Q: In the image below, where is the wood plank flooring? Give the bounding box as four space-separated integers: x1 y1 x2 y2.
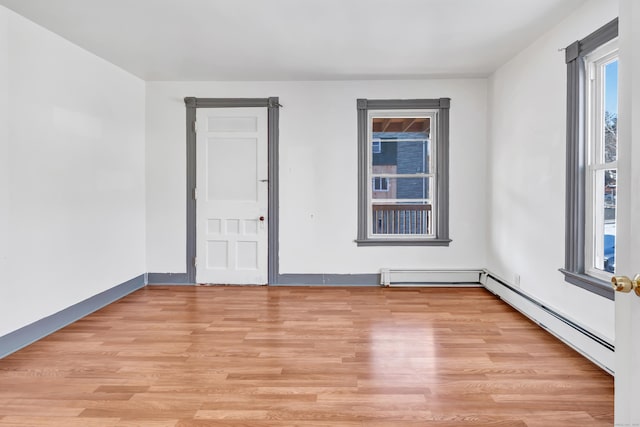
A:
0 286 613 426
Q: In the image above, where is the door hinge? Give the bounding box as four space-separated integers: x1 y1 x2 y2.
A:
193 257 198 267
192 121 197 133
193 188 198 200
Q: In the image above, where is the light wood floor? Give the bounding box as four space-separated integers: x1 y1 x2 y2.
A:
0 286 613 426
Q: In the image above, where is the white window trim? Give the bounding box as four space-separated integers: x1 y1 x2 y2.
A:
584 42 618 281
367 110 437 239
372 177 389 192
372 140 382 154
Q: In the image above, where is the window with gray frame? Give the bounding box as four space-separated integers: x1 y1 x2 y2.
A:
356 98 451 246
560 18 618 300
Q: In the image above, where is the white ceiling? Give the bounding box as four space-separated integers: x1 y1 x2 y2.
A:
0 0 585 81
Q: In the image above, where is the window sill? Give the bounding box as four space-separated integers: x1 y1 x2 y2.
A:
355 238 452 247
559 269 614 300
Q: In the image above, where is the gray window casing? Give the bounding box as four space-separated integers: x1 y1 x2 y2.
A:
560 18 618 300
356 98 451 246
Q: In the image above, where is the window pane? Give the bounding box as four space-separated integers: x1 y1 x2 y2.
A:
372 202 432 235
372 140 381 154
372 117 431 174
371 177 431 200
372 177 389 192
602 169 616 273
604 60 618 162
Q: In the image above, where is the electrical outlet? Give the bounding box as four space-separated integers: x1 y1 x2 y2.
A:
514 274 521 287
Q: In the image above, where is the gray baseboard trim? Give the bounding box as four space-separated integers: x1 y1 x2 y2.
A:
0 274 145 359
0 268 614 375
274 274 380 286
145 272 378 286
147 272 192 285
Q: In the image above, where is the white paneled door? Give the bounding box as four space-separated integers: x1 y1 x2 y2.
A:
615 4 640 423
196 107 268 284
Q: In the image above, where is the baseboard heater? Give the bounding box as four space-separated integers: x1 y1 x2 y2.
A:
380 269 483 287
381 268 614 374
481 270 614 374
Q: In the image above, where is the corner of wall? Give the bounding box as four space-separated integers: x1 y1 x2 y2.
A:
484 0 617 341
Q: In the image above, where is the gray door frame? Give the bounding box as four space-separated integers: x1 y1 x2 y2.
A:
184 97 280 284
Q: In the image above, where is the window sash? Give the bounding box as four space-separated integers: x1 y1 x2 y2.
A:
371 173 436 178
584 43 618 281
367 110 437 239
372 140 382 154
356 98 450 247
585 167 617 279
372 177 389 191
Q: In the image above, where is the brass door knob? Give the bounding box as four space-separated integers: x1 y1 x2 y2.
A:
611 274 640 296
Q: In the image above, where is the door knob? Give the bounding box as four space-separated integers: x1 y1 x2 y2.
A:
259 216 265 221
611 274 640 296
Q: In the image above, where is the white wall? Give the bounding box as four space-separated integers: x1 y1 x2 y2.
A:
0 6 146 337
146 80 488 275
487 0 618 341
0 10 9 320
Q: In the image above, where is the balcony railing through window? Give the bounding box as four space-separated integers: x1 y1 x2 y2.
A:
372 204 432 235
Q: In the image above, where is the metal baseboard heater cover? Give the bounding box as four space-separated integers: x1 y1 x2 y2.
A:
380 269 483 287
480 270 614 374
380 268 613 374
